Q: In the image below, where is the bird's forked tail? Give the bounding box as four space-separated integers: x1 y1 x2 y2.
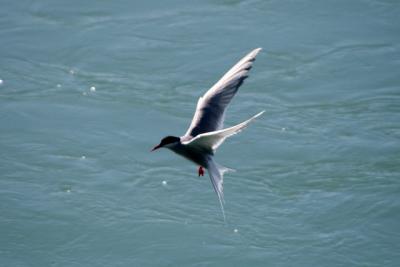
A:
206 158 235 222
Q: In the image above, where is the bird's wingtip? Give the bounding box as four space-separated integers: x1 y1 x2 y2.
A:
255 110 266 117
246 48 262 59
253 47 262 54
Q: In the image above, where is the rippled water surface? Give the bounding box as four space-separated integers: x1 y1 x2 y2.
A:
1 0 399 266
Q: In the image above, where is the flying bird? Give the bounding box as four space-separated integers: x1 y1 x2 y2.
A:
152 48 264 220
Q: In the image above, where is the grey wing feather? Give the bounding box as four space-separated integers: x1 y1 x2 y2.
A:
184 48 262 138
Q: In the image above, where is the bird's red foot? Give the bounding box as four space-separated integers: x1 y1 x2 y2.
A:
198 166 204 177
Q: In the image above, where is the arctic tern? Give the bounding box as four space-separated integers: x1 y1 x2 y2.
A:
152 48 264 220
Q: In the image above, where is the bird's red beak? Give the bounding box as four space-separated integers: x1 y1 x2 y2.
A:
151 144 162 152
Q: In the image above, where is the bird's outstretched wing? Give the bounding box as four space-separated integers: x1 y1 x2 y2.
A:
182 111 264 154
184 48 262 138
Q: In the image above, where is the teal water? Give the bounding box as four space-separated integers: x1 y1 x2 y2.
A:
1 0 400 266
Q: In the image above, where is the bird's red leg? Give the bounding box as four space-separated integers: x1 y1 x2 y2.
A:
198 166 204 177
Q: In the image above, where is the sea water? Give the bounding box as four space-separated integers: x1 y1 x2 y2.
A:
1 0 399 266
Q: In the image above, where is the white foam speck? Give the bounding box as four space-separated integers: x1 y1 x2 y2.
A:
90 86 96 92
69 69 75 75
281 127 286 131
62 185 72 193
81 156 86 160
57 84 61 88
0 79 3 85
82 92 87 96
233 228 238 233
162 180 167 186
